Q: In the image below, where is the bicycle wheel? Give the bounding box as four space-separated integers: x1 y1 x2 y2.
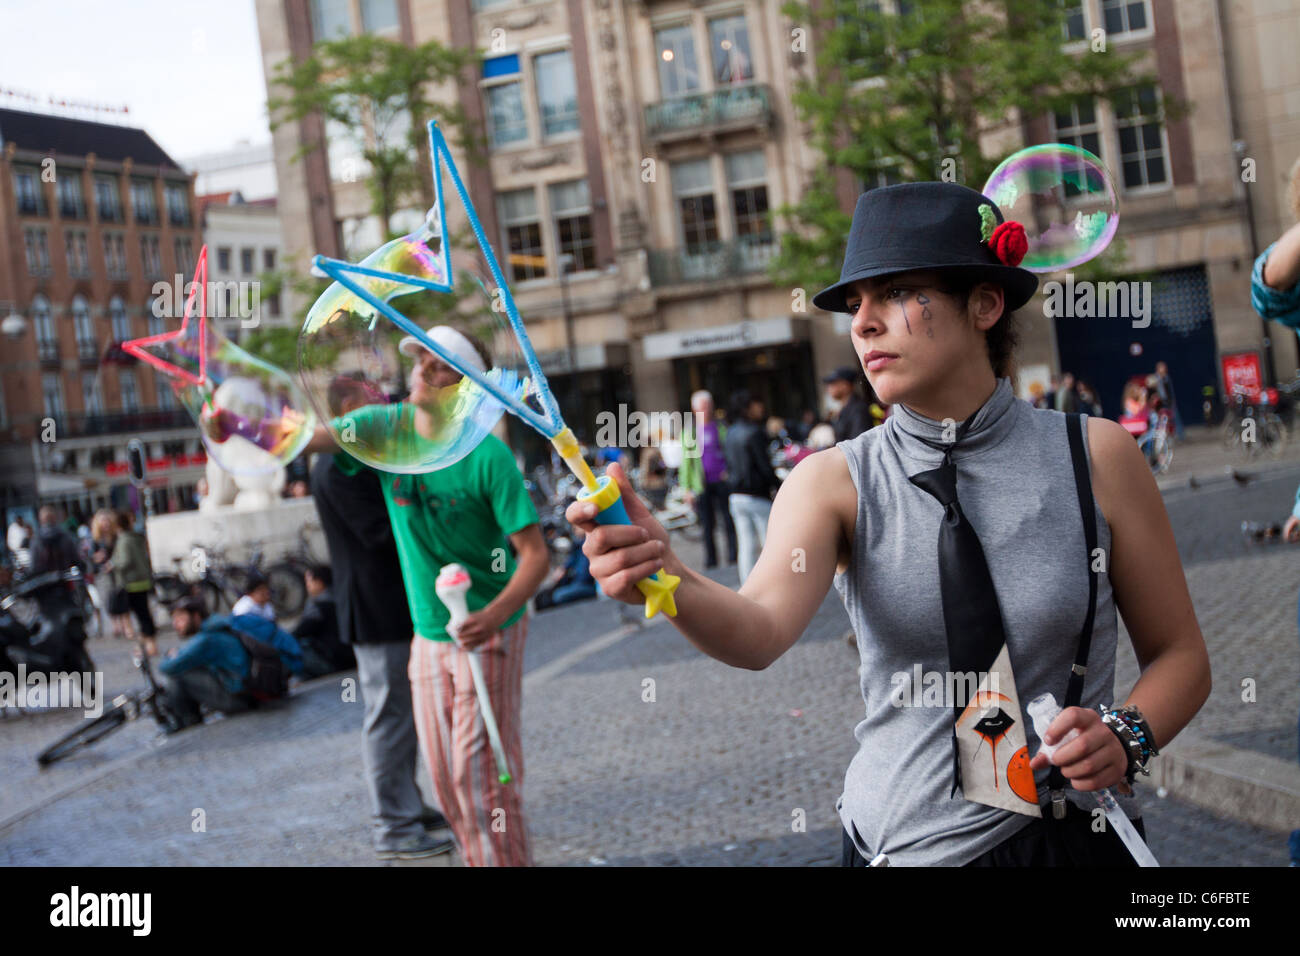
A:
198 579 226 617
1152 432 1173 475
1222 418 1241 450
266 563 307 618
1263 418 1288 460
153 573 189 606
36 702 130 766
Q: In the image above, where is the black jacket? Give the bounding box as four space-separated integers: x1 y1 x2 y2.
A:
833 394 874 444
310 454 413 645
724 418 781 498
293 591 355 671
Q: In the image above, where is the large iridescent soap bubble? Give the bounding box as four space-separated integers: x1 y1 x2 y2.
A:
123 249 317 475
297 209 533 474
981 144 1118 273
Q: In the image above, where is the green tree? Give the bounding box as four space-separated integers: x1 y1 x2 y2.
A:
268 34 479 240
775 0 1173 291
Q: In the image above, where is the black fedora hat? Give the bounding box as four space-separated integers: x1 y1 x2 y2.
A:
812 182 1039 315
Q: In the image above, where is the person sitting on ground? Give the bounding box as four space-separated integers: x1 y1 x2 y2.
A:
534 530 598 611
232 572 276 621
158 596 304 729
293 564 356 678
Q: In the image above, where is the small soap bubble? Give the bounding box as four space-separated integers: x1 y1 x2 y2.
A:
981 144 1119 273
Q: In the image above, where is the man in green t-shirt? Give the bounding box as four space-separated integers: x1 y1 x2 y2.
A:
308 325 548 866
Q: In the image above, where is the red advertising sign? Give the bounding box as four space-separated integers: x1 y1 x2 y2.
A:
1221 351 1263 402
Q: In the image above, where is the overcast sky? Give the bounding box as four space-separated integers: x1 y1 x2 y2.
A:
0 0 270 162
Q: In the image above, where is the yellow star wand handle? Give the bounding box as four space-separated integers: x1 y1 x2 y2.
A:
551 429 679 619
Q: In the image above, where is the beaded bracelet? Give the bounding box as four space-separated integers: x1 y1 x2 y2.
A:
1100 705 1159 782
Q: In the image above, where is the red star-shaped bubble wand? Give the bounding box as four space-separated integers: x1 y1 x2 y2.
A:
122 245 208 387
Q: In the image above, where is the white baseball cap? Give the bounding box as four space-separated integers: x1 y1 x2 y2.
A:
398 325 487 374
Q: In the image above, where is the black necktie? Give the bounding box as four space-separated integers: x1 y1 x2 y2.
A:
908 411 1008 797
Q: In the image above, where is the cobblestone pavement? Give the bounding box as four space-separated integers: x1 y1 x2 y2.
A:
1 458 1296 866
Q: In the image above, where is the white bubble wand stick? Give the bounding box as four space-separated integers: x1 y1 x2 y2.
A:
435 563 511 785
1026 693 1158 867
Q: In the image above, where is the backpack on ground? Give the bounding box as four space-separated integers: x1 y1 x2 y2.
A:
233 629 288 702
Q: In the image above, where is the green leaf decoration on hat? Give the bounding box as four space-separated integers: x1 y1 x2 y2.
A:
978 203 997 243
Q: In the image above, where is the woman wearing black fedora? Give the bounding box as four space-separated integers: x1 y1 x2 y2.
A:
568 181 1210 866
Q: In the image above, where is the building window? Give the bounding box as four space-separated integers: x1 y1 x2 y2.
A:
217 247 232 272
268 292 282 318
165 184 191 226
726 150 771 245
42 373 65 419
65 230 92 276
24 228 51 275
311 0 352 38
82 373 103 417
174 238 194 276
58 174 86 219
1060 0 1087 41
709 14 753 85
472 0 512 8
131 180 157 224
72 296 95 359
498 188 546 282
1113 85 1167 190
1052 99 1104 197
483 55 528 149
326 116 369 183
33 296 56 362
95 176 122 222
263 248 276 271
549 179 596 273
1102 0 1149 35
672 158 719 254
120 370 138 413
655 24 701 98
158 384 175 410
535 50 579 138
103 233 128 278
140 235 163 276
110 296 130 342
147 298 165 337
13 166 45 216
360 0 398 33
240 248 254 274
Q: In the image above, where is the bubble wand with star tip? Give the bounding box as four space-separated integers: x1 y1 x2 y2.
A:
308 120 679 618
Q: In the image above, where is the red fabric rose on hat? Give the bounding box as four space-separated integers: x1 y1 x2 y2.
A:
988 220 1028 267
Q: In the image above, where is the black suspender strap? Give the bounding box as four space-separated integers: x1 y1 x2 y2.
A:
1049 413 1100 817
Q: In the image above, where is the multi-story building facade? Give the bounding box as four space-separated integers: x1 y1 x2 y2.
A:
256 0 1300 456
0 108 207 522
200 192 286 341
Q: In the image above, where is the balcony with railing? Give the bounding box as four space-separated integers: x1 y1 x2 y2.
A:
648 237 778 287
54 408 194 438
644 84 773 144
37 339 60 364
76 337 99 363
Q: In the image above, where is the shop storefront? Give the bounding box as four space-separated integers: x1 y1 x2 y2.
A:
643 317 818 425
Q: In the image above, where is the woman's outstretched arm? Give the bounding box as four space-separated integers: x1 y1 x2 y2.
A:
566 450 856 670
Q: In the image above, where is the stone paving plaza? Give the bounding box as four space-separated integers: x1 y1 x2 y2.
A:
1 431 1297 866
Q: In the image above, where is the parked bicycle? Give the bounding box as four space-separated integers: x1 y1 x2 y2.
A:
1221 387 1288 460
36 645 180 765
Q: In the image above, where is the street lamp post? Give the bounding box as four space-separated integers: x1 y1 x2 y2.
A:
558 253 579 417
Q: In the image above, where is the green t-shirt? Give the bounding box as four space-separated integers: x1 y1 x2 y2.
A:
332 409 538 640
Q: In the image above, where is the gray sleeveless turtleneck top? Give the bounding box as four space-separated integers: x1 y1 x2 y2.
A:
832 377 1137 866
